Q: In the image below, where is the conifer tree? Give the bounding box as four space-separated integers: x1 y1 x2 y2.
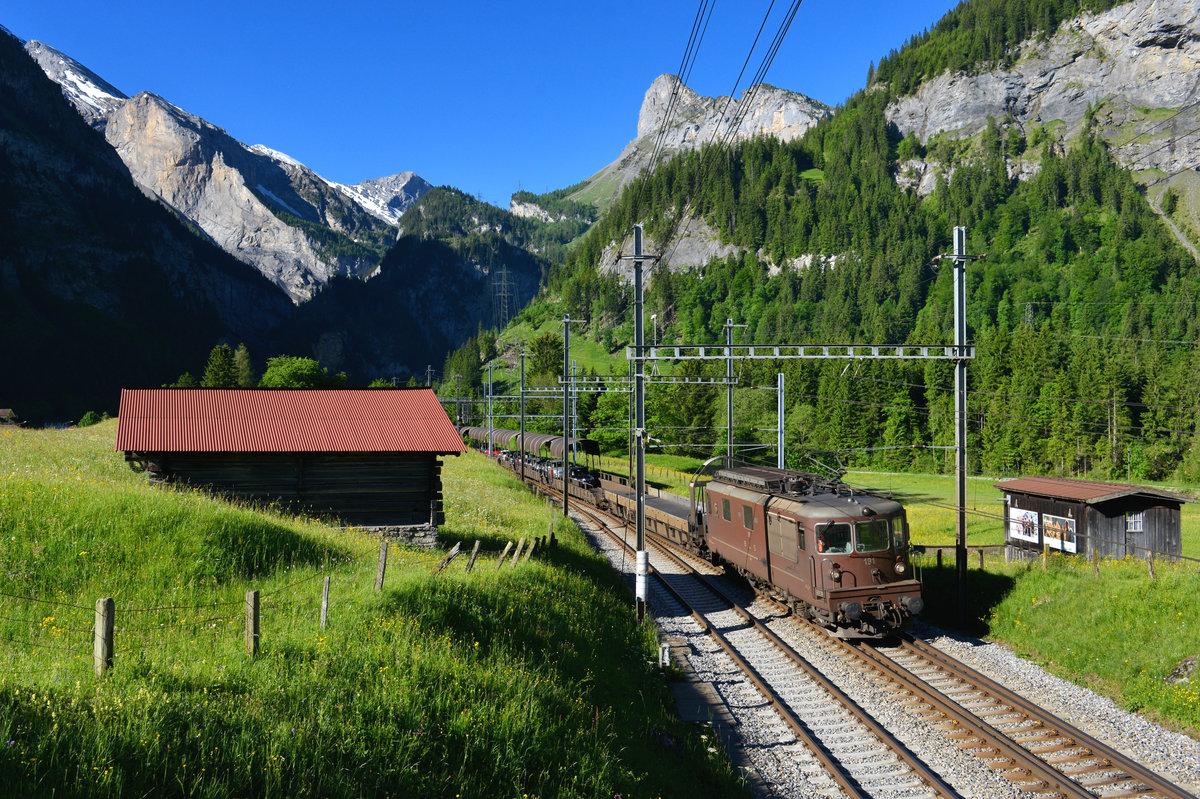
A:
201 344 236 388
233 343 256 387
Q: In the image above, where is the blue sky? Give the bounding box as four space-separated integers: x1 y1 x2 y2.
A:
6 1 959 208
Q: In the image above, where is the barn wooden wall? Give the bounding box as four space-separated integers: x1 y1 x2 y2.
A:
147 452 444 527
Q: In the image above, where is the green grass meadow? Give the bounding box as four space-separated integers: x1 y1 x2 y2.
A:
0 422 745 798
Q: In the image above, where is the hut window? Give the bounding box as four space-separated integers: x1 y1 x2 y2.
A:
743 505 754 530
1126 511 1144 532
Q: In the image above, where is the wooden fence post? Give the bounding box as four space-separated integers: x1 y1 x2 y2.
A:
511 538 526 566
245 590 260 657
432 542 463 576
375 540 389 592
465 540 481 573
523 538 537 562
1092 548 1100 578
320 576 330 630
94 597 114 677
936 549 943 568
495 541 514 570
1148 552 1157 581
978 549 984 570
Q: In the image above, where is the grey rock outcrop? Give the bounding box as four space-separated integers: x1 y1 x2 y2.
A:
573 74 831 211
509 199 560 223
886 0 1200 174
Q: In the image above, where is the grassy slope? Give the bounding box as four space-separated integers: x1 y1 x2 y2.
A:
0 421 744 798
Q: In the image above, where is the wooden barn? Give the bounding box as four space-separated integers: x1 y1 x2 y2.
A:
996 476 1190 562
115 388 466 529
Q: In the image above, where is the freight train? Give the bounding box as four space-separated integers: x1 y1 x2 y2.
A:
457 427 923 638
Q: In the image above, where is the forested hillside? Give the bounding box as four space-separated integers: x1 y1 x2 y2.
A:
400 187 592 265
455 68 1200 483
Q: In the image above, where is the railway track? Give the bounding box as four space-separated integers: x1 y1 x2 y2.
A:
569 499 960 799
851 635 1195 799
523 472 1196 799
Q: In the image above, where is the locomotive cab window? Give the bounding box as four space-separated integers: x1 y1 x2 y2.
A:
743 505 754 530
891 516 908 550
721 498 731 522
816 522 852 554
855 519 889 553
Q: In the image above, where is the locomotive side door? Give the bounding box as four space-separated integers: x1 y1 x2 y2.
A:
766 510 802 597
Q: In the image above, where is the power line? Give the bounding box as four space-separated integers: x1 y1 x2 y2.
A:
658 0 806 268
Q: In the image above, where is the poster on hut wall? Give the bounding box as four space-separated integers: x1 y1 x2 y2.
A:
1043 514 1077 553
1008 508 1040 544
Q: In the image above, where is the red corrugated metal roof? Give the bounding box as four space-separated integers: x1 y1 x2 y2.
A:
994 476 1189 505
115 388 466 454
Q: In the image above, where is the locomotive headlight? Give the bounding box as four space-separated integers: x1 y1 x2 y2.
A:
894 560 907 575
829 569 842 582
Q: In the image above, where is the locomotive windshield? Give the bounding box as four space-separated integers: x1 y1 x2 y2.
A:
816 522 852 553
855 519 890 553
817 519 897 554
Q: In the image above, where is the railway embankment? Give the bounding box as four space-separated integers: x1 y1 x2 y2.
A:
0 424 746 798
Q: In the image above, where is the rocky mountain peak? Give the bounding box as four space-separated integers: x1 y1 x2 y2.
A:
572 74 831 211
638 73 830 145
332 171 432 225
24 40 126 128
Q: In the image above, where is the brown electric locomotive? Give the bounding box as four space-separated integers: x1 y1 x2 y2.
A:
692 465 923 638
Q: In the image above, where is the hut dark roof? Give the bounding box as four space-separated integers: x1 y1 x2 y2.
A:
115 388 466 455
994 476 1190 506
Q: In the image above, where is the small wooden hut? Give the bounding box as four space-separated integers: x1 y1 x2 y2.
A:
996 476 1189 561
115 388 465 530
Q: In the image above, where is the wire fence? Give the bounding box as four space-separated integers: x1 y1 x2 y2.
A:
0 533 548 676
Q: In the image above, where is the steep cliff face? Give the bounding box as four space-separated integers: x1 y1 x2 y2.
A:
101 94 393 302
886 0 1200 174
571 74 831 211
26 40 427 303
636 74 831 145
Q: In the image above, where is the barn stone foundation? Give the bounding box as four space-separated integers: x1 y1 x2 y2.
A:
360 524 439 550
